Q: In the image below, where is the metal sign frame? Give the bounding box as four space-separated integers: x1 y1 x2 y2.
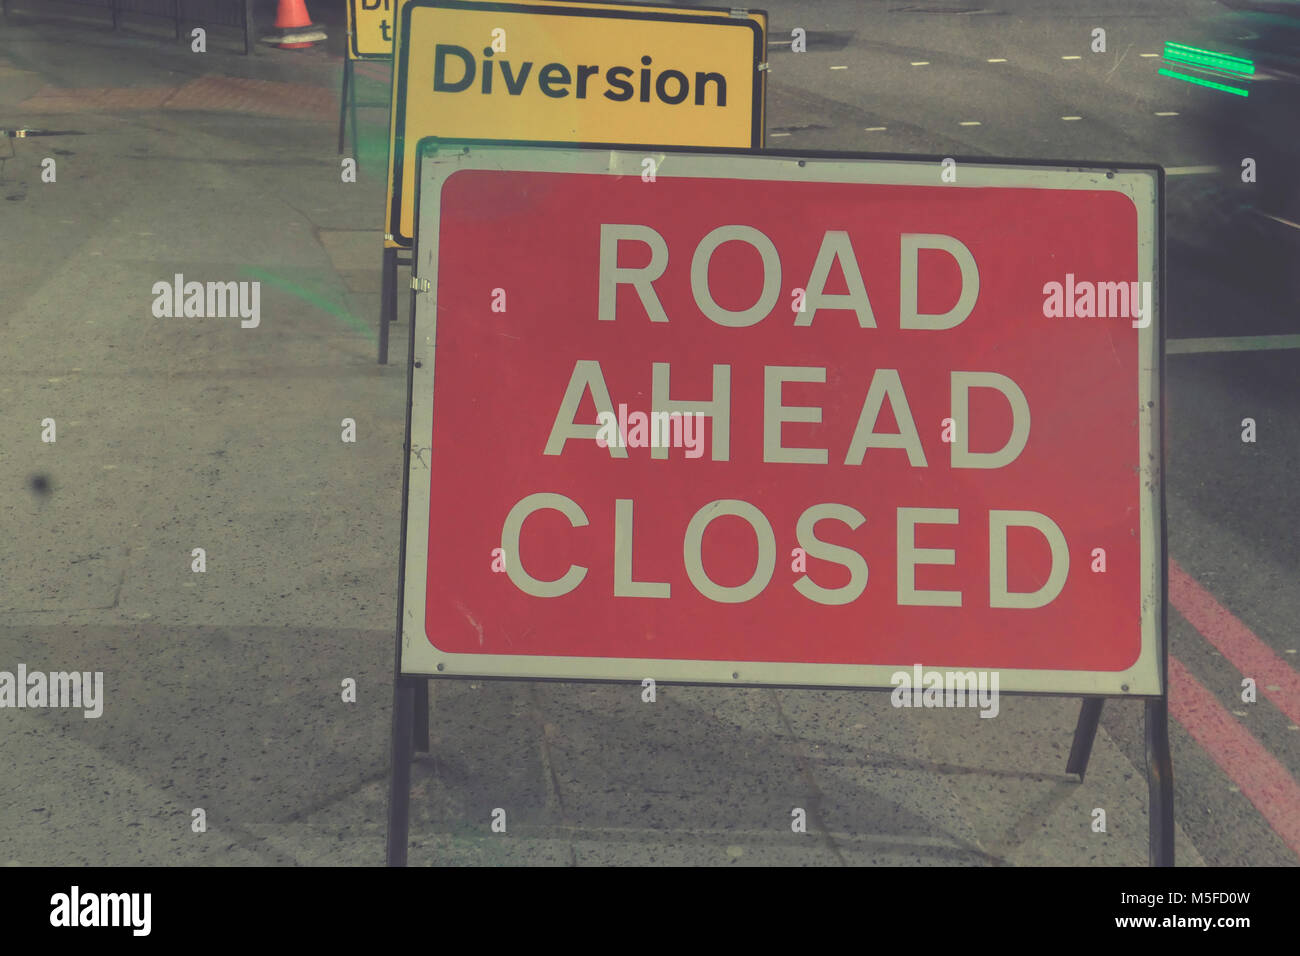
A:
386 140 1172 867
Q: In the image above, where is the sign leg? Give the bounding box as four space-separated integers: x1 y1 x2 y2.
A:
379 246 396 364
394 255 408 321
349 62 360 164
338 59 350 155
385 677 415 867
1065 697 1104 780
413 679 430 753
1145 696 1175 866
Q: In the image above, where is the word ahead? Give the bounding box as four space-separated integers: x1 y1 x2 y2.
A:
399 145 1163 696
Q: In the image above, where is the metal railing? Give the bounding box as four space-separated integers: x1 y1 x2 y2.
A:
1 0 257 55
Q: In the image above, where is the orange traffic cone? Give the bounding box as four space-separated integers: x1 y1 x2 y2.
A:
265 0 327 50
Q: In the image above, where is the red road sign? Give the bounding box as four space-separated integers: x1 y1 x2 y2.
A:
399 144 1163 695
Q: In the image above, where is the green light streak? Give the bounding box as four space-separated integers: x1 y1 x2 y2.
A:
1157 68 1250 97
1163 42 1254 75
240 266 376 342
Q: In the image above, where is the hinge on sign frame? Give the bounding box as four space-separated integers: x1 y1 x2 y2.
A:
411 277 430 292
729 7 749 16
758 62 770 72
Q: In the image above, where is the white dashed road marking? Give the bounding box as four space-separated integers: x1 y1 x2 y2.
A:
1168 335 1300 354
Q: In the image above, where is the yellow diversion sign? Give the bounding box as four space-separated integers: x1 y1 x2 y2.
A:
384 0 767 247
349 0 409 59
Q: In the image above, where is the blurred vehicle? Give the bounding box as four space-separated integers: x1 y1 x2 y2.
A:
1164 1 1300 299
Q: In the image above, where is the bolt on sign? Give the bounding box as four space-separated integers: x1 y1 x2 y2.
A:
398 142 1164 696
348 0 410 59
383 0 767 247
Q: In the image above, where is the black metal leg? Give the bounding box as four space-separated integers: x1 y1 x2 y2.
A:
243 0 253 55
379 246 396 364
1145 696 1175 866
413 679 430 753
385 677 415 867
349 62 360 164
1066 698 1104 780
338 59 350 155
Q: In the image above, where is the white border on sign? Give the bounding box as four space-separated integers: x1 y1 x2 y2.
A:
401 144 1163 697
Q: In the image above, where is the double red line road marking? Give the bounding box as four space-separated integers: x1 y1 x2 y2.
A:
1168 559 1300 857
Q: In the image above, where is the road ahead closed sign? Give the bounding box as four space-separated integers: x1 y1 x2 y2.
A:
384 0 766 246
399 144 1164 696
